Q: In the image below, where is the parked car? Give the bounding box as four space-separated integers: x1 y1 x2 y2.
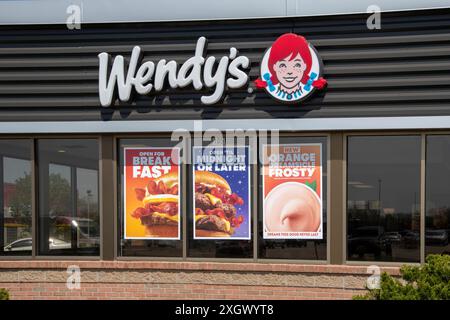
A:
382 232 402 243
55 216 100 246
403 231 420 248
426 229 449 246
3 237 71 252
3 238 32 252
348 226 387 258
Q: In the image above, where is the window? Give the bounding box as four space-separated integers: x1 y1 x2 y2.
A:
188 142 254 259
38 139 99 256
119 134 329 260
119 138 183 257
258 136 328 260
425 136 450 256
0 140 32 256
347 136 421 262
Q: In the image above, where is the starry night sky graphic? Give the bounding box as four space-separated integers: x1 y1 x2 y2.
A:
194 146 250 239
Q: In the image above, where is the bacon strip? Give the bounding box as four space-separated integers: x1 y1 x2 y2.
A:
132 180 179 220
145 202 178 216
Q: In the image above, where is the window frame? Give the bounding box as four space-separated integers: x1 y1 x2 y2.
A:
0 135 102 261
36 138 101 257
3 130 448 265
116 136 185 259
112 132 331 264
343 131 427 266
423 133 450 257
0 138 33 258
256 133 331 263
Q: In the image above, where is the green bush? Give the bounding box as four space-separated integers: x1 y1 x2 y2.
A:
354 254 450 300
0 288 9 300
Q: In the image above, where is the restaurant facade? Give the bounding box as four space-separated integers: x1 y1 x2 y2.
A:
0 3 450 299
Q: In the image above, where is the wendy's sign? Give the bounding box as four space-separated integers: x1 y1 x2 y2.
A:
97 33 326 107
255 33 327 103
98 37 250 106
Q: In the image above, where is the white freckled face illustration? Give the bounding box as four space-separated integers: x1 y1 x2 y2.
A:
273 53 307 90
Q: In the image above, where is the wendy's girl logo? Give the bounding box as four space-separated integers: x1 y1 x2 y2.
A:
255 33 327 103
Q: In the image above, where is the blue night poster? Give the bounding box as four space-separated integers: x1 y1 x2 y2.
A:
193 146 251 240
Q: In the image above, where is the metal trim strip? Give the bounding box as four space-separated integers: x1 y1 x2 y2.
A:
1 116 450 134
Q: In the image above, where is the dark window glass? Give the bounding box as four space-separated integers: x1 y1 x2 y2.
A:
258 137 327 260
119 138 182 257
0 140 32 256
347 136 421 262
188 138 254 259
38 139 99 256
425 136 450 256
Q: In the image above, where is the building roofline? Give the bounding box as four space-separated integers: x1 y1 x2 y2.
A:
0 0 449 26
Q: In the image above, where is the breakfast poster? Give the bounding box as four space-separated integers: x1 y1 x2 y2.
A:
124 147 180 240
263 144 323 239
193 146 251 240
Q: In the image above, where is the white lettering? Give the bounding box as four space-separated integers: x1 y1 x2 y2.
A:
202 55 229 104
134 61 155 95
227 51 250 89
98 37 250 106
154 59 178 90
177 37 206 89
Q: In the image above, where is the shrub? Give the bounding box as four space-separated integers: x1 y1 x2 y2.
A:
354 254 450 300
0 288 9 300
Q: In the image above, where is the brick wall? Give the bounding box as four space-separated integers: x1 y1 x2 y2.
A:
0 261 400 300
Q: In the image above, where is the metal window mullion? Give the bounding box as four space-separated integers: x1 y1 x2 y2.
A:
252 137 258 262
31 138 37 258
420 134 426 264
182 161 187 260
182 136 192 260
113 136 118 260
342 134 348 263
330 132 345 265
71 166 78 251
101 135 116 261
326 134 331 264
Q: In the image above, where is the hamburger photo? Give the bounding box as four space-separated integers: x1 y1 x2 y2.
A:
194 171 245 238
131 171 179 238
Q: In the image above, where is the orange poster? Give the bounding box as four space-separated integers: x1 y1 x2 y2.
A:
124 147 180 240
263 144 323 239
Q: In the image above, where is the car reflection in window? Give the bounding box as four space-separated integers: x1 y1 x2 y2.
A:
3 237 72 252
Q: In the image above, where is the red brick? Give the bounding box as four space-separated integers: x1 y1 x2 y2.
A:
1 264 372 300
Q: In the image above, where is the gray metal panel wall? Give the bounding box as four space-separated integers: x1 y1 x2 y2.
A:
0 8 450 122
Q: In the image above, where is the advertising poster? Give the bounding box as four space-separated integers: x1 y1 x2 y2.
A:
193 146 251 240
124 147 180 240
263 144 323 239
